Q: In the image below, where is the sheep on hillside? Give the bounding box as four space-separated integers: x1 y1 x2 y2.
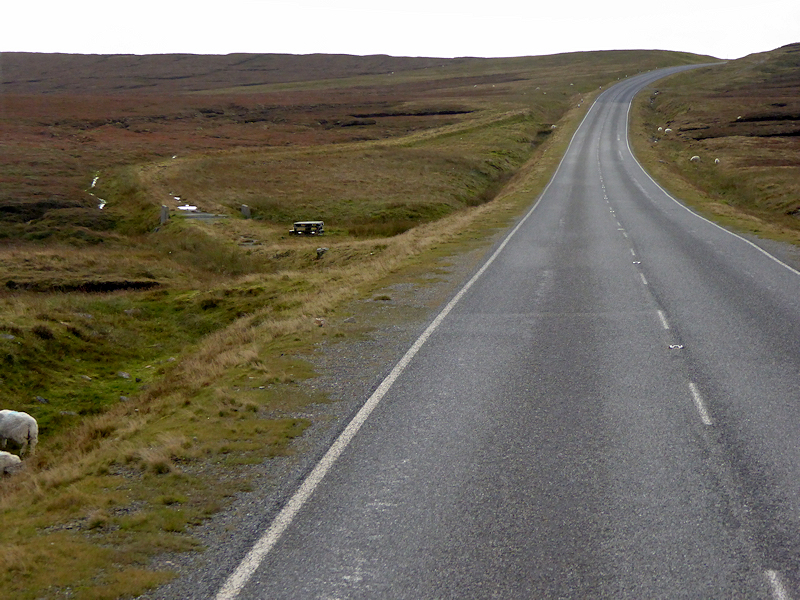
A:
690 156 701 162
0 410 38 456
0 450 22 474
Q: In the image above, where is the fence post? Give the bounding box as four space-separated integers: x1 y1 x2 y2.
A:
241 204 251 218
160 205 169 224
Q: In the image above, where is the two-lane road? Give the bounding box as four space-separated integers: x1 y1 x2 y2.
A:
212 66 800 599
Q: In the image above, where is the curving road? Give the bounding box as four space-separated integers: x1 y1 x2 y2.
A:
213 67 800 599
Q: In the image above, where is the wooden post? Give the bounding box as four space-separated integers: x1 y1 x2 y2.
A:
160 205 169 224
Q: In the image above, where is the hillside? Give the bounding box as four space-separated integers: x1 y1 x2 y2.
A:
1 53 482 93
632 42 800 239
0 49 708 248
1 50 707 94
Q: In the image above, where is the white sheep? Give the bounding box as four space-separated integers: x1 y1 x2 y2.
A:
0 410 38 456
664 128 673 134
690 156 701 162
0 450 22 474
715 158 721 165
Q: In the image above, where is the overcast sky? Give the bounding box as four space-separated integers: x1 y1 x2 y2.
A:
4 0 798 60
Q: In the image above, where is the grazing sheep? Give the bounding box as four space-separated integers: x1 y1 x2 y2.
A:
690 156 701 162
715 158 721 165
664 128 673 134
0 450 22 474
0 410 38 456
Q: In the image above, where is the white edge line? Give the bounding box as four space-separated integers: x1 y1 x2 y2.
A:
213 93 604 600
766 569 791 600
689 382 713 426
623 98 800 278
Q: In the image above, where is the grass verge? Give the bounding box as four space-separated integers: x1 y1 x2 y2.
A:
629 45 800 247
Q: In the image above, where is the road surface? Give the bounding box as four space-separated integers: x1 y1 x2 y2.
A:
211 66 800 599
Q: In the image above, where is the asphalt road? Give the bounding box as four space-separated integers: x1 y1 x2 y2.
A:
213 67 800 599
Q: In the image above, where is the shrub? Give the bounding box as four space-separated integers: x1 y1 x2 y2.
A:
31 325 55 340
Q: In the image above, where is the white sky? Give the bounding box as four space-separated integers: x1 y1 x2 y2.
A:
4 0 798 60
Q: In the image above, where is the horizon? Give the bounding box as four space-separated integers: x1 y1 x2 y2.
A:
4 0 799 61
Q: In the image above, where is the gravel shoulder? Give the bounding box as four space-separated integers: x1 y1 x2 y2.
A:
137 233 504 600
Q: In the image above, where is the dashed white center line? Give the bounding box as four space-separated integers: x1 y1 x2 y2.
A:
639 273 648 285
657 310 670 330
689 382 713 426
766 569 791 600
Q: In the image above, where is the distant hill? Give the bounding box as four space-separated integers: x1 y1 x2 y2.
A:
0 50 716 95
0 52 490 94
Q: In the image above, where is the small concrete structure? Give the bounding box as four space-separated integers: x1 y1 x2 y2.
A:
290 221 324 235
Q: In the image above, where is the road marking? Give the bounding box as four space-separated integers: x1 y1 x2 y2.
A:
630 248 636 256
639 273 648 285
766 569 791 600
689 382 713 426
215 240 507 598
211 103 605 597
657 310 670 330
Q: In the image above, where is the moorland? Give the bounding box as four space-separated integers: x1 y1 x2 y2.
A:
632 42 800 243
1 45 798 598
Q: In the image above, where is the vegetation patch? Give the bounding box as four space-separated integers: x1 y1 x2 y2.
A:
630 43 800 244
